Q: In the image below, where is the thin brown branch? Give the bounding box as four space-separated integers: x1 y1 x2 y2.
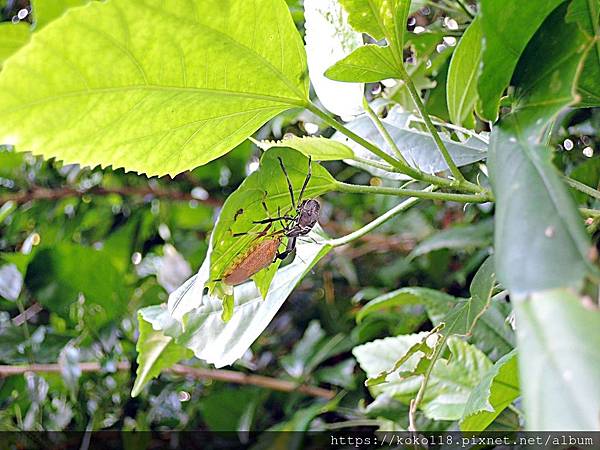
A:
12 301 43 326
170 365 335 399
1 186 222 207
0 362 336 400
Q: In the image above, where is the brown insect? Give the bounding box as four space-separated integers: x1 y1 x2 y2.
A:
222 236 282 285
220 156 319 286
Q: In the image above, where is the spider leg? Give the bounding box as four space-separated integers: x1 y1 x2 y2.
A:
298 156 312 205
233 222 273 237
278 156 296 208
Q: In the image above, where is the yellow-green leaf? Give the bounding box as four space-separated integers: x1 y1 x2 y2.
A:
0 0 308 177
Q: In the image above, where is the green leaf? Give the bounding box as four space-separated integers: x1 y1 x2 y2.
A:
460 350 519 431
353 332 435 397
576 50 600 107
477 0 567 121
409 220 493 258
339 0 410 53
511 3 591 138
131 312 192 397
366 324 443 386
488 117 594 295
515 289 600 430
199 387 262 431
355 287 437 323
25 244 128 329
355 336 493 420
421 338 493 421
315 359 357 390
31 0 88 30
447 17 482 127
207 148 335 299
0 22 30 65
566 0 599 36
325 45 400 82
566 0 600 107
0 0 308 176
155 229 332 368
255 136 355 161
333 115 487 176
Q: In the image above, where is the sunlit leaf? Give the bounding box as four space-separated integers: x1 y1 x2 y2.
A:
0 22 30 65
0 0 308 176
132 313 192 397
255 135 355 161
339 0 410 53
460 350 519 431
325 45 400 82
447 17 482 127
354 336 493 421
31 0 88 30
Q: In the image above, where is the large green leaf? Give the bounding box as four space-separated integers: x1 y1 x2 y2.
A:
0 1 88 65
0 0 308 177
0 22 30 65
422 338 493 421
515 289 600 430
477 0 566 121
25 244 128 329
488 117 594 295
460 350 519 431
354 336 493 421
511 3 591 138
31 0 88 30
151 229 332 367
447 17 482 127
325 45 400 82
131 313 193 397
207 148 336 300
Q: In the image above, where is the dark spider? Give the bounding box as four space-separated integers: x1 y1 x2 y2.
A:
253 156 320 260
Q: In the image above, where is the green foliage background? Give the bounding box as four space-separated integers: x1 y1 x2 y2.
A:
0 0 599 437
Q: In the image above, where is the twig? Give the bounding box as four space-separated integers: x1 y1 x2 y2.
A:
0 362 336 400
12 302 43 326
454 0 475 18
408 334 448 432
0 186 222 207
564 176 600 201
329 191 430 247
362 97 412 167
